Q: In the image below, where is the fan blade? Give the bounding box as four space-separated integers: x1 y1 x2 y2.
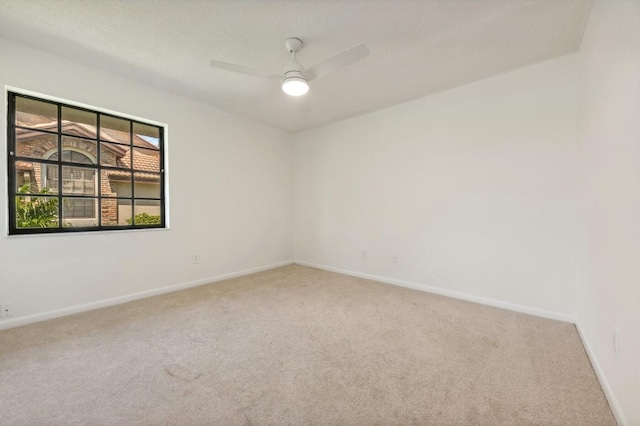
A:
210 60 279 79
304 43 369 81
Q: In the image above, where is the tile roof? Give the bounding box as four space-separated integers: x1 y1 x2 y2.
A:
16 114 161 178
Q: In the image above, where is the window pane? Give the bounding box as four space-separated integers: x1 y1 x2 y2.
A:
15 195 59 228
101 115 130 144
101 170 131 198
60 138 97 164
133 147 160 172
134 172 161 199
100 142 131 169
15 96 58 129
62 197 97 224
16 131 58 160
133 200 161 225
62 106 97 139
15 163 38 194
61 166 97 196
15 162 60 194
117 199 133 225
133 122 160 142
101 198 118 225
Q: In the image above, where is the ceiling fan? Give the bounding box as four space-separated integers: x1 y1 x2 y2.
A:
210 38 369 97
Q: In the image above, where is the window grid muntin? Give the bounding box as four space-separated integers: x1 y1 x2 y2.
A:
8 92 165 234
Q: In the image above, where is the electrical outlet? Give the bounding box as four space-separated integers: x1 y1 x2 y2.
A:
362 250 367 259
392 254 398 263
613 328 620 356
0 303 13 318
192 254 200 264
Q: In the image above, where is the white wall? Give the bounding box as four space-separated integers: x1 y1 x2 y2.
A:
2 7 637 422
576 0 640 424
294 55 580 320
0 37 293 328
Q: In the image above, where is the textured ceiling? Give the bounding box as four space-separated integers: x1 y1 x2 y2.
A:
0 0 593 133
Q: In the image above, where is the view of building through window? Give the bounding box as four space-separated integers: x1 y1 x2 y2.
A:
8 92 166 234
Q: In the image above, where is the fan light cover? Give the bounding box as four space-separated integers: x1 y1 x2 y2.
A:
282 75 309 96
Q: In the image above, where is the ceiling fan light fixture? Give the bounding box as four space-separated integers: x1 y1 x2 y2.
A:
210 37 369 101
282 73 309 96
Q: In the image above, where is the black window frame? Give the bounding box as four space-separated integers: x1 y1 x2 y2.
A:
7 91 166 235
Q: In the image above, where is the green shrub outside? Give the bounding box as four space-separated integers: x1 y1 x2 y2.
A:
127 212 161 225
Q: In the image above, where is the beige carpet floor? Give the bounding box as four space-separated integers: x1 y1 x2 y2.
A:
0 265 614 425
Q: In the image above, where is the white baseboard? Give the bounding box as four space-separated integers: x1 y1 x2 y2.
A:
294 260 576 323
575 322 626 426
0 260 294 331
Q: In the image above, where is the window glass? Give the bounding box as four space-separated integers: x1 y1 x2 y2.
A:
14 162 59 194
133 147 161 172
115 199 133 226
8 92 165 234
134 200 161 225
62 106 97 138
101 115 130 144
15 195 59 229
101 170 131 198
16 131 58 160
100 142 131 168
60 166 97 197
134 173 162 199
15 97 58 129
133 122 160 141
62 197 98 225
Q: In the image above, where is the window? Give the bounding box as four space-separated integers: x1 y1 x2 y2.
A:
7 92 166 234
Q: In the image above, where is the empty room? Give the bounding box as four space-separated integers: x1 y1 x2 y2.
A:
0 0 638 424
